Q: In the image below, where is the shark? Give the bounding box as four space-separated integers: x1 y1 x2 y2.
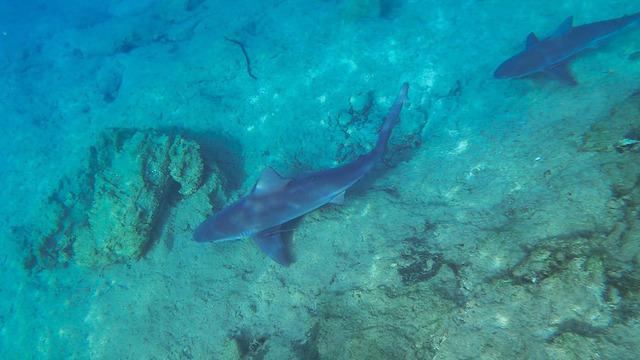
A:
494 11 640 85
193 83 409 266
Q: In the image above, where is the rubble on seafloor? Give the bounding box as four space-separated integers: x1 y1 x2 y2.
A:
581 90 640 154
331 87 429 166
286 91 640 359
17 128 223 269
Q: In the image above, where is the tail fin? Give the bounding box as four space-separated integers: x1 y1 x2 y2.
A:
373 82 409 155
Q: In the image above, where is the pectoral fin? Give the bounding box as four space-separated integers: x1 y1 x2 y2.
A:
252 216 305 266
253 226 292 266
253 221 302 266
545 62 577 85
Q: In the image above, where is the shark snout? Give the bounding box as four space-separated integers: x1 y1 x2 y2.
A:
494 67 508 79
193 217 235 243
193 211 254 243
193 221 215 242
494 60 517 79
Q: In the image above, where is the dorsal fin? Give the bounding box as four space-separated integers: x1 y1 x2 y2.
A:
526 32 539 48
552 16 574 37
252 167 290 195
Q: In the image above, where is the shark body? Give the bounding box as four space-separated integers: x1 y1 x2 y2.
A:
194 83 409 265
494 12 640 84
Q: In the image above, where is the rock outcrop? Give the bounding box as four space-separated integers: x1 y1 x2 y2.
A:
23 128 219 269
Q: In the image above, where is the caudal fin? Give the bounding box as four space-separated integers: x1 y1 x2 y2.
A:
374 82 409 154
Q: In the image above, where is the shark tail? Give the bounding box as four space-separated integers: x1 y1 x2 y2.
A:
373 82 409 156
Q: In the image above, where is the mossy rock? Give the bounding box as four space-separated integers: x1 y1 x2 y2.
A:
581 92 640 153
169 136 204 196
22 128 220 269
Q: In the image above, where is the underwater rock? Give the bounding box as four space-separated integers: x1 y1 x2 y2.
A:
581 91 640 153
580 93 640 298
397 248 443 285
23 128 217 269
21 180 80 270
546 332 599 359
232 331 270 360
540 256 612 331
348 91 375 118
96 62 124 103
509 237 592 285
332 89 379 162
396 236 445 286
614 135 640 154
432 251 614 358
507 238 612 331
315 266 456 360
158 173 224 251
332 89 427 165
219 337 242 359
511 248 556 284
599 321 640 358
75 130 176 266
169 136 204 196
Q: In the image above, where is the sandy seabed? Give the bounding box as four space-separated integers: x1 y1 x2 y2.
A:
1 0 639 359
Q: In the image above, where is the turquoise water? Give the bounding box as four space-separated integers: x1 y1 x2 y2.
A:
1 0 640 358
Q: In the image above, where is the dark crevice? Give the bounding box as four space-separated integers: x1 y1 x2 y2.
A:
397 248 443 285
141 178 181 258
394 235 468 306
293 323 321 360
232 330 269 360
546 319 608 342
490 234 601 286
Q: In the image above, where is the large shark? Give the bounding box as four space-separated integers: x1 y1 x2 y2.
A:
194 83 409 265
494 12 640 84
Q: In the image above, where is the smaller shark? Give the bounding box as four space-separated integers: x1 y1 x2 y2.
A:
194 83 409 266
494 12 640 85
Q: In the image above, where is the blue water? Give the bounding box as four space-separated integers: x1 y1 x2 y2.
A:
1 0 640 359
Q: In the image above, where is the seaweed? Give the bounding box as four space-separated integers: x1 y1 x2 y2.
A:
224 37 258 80
397 248 444 285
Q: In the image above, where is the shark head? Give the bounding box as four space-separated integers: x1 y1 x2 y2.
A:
494 50 545 79
193 201 255 243
495 32 547 79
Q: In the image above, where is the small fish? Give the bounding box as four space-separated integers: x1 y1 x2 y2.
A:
194 83 409 266
495 12 640 85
